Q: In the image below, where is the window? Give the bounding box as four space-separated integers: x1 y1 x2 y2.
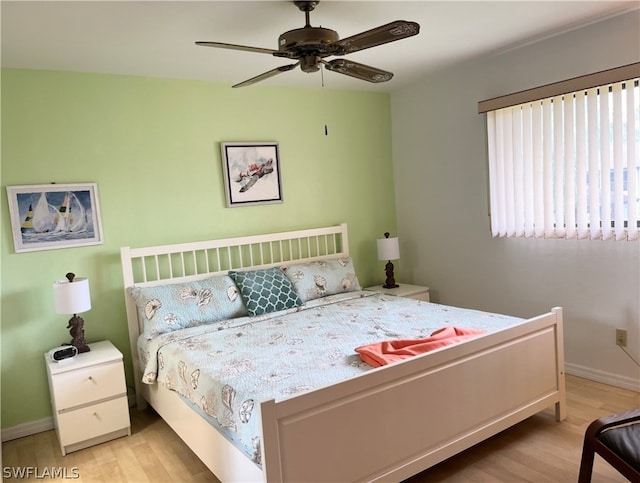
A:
479 64 639 241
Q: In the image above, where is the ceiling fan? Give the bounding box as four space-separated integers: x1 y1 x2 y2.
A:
196 1 420 88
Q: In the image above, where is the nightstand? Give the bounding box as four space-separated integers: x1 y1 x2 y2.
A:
45 340 131 455
365 283 430 302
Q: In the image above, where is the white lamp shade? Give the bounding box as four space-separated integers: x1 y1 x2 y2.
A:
53 277 91 314
377 236 400 261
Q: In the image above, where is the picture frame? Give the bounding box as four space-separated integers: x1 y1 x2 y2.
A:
6 183 104 253
220 142 283 207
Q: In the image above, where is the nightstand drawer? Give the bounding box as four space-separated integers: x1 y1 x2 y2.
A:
57 396 130 446
52 361 126 410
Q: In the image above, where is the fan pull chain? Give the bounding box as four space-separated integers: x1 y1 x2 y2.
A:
321 65 328 136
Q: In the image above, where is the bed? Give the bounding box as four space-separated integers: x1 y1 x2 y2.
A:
121 223 566 482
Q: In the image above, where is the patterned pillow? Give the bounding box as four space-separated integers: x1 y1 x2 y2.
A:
128 275 247 339
229 267 302 317
283 258 361 303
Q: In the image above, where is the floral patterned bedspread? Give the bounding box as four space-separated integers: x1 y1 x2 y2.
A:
137 291 523 466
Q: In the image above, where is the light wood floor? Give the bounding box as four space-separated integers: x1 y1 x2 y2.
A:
3 375 638 482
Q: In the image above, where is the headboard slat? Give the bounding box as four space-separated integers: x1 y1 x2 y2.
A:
142 257 148 282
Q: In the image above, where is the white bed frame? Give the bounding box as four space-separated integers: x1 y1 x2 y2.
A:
121 223 566 482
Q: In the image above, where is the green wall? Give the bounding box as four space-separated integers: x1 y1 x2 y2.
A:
1 68 397 429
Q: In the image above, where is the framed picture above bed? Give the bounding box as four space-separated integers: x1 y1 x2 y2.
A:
6 183 104 253
220 142 283 207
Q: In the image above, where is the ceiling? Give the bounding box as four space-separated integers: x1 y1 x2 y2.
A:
2 1 637 92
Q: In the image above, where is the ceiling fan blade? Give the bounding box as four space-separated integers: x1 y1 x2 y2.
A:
196 41 280 56
232 62 300 88
323 59 393 83
333 21 419 54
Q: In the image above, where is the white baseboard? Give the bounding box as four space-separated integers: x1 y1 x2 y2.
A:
1 417 54 443
565 363 640 392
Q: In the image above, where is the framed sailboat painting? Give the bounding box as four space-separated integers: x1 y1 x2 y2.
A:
6 183 104 253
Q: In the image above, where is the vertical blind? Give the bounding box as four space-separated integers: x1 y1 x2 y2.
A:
486 77 639 240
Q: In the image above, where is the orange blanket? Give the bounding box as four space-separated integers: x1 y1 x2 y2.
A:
355 326 486 367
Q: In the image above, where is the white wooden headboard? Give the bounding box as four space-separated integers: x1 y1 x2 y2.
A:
120 223 349 393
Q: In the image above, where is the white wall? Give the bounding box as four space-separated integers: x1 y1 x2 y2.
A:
391 10 640 390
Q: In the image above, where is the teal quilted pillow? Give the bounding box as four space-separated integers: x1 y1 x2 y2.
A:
229 267 302 317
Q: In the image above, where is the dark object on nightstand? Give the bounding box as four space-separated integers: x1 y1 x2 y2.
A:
67 314 90 353
383 260 398 289
578 408 640 483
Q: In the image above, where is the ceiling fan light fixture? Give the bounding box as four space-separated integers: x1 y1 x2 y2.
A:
301 55 321 73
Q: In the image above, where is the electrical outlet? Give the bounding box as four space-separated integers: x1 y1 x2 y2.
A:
615 329 628 347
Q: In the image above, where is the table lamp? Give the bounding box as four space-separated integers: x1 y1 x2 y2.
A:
377 232 400 289
53 272 91 353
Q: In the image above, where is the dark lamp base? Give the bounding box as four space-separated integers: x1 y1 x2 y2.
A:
67 314 90 353
383 260 399 289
